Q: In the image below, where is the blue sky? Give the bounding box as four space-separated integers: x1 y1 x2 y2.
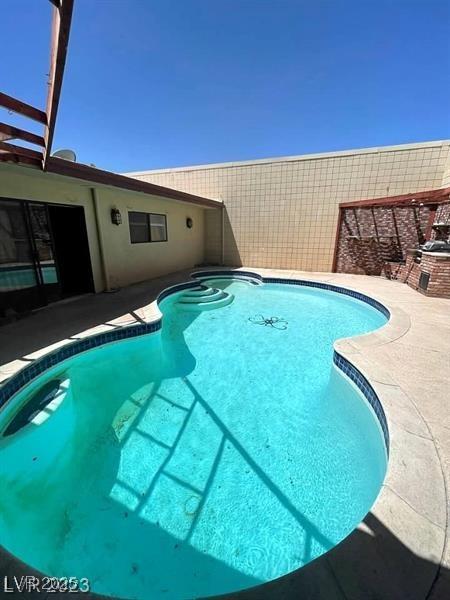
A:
2 0 449 172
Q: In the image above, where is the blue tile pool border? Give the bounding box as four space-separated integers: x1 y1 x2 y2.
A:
0 280 202 411
0 320 162 409
0 273 390 453
191 270 390 319
333 350 389 451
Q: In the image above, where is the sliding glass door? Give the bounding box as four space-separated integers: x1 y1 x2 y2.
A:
0 199 60 317
28 203 61 302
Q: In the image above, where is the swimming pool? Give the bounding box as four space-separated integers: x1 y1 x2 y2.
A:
0 274 389 599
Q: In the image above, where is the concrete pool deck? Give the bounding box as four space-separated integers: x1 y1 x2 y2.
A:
0 267 448 599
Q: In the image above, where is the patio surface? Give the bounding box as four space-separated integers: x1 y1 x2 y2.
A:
0 267 449 600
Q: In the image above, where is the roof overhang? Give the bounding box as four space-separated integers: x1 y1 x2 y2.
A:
0 158 221 209
46 157 221 208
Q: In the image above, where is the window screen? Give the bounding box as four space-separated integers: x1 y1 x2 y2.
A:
149 214 167 242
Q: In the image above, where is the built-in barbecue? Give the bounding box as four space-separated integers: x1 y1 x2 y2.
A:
419 240 450 253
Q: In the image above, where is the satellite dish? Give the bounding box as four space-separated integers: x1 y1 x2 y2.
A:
52 149 77 162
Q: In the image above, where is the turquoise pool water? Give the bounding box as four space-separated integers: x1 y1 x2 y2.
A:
0 278 388 599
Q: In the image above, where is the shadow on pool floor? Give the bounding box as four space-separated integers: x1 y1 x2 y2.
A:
1 509 447 600
220 511 449 600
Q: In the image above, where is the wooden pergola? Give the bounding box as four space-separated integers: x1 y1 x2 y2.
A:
332 186 450 272
0 0 220 210
0 0 73 170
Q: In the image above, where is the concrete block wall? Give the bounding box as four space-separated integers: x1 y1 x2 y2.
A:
126 141 450 272
441 153 450 188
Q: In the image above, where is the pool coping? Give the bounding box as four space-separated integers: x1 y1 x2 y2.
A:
0 267 447 600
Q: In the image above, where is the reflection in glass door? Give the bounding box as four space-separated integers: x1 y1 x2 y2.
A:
0 199 60 317
28 204 60 302
0 200 38 302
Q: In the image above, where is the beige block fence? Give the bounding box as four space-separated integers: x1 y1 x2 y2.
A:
126 140 450 272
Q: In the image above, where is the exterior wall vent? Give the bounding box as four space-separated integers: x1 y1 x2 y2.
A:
419 271 430 290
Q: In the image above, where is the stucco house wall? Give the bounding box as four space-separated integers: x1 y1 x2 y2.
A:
96 188 205 289
0 163 208 292
126 140 450 271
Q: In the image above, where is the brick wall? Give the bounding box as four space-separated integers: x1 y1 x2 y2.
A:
403 252 450 298
403 252 422 288
335 205 432 275
432 203 450 240
419 254 450 297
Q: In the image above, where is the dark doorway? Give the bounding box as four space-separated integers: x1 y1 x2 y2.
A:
47 204 94 297
0 199 94 321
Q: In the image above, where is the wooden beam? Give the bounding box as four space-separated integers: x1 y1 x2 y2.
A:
339 187 450 209
425 205 438 240
331 207 343 272
0 141 43 161
0 123 45 147
43 0 74 167
0 153 42 167
0 92 47 125
46 157 222 209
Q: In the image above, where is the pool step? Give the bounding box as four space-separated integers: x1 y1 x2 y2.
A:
197 275 262 286
177 293 234 311
182 286 218 298
180 289 225 303
177 285 234 311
